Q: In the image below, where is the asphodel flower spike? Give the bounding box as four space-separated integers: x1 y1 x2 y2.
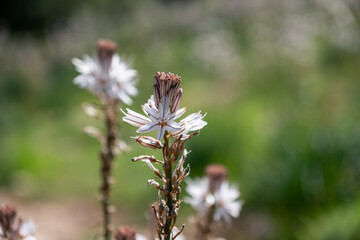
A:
125 72 206 240
122 72 206 139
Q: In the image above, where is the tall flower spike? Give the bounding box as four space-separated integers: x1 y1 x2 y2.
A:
127 72 205 240
122 72 206 139
72 39 138 104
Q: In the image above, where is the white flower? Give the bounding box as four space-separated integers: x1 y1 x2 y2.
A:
72 40 137 104
122 72 206 139
19 220 37 240
135 233 148 240
185 177 242 223
213 181 242 223
158 227 186 240
185 178 214 215
173 111 207 140
122 95 187 139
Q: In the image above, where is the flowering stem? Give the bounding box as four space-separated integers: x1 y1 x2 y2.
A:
199 204 216 240
163 132 173 240
100 101 119 240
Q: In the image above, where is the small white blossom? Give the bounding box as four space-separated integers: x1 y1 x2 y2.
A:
135 233 148 240
184 178 211 215
122 72 206 139
213 181 242 223
72 40 137 104
173 111 207 140
122 95 187 139
19 220 37 240
185 177 242 223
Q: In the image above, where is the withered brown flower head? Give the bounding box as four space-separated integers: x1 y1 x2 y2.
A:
0 205 17 232
97 39 118 68
0 204 37 240
153 72 183 113
205 164 228 192
115 226 136 240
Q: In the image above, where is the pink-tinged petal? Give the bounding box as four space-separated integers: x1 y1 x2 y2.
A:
171 107 187 120
141 104 159 121
72 57 93 74
137 121 159 133
125 84 138 96
165 121 182 133
118 91 133 105
122 108 151 127
159 95 170 119
157 127 166 140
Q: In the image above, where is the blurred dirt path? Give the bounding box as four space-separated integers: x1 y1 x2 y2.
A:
0 194 101 240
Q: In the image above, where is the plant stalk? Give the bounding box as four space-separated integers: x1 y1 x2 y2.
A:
100 102 119 240
163 133 173 240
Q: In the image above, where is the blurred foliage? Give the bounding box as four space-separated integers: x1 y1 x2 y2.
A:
1 0 360 239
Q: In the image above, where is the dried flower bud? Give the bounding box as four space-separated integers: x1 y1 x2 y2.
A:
0 205 17 232
113 139 129 155
153 72 182 109
82 102 103 120
115 226 136 240
170 88 183 113
97 39 117 70
205 164 228 193
135 136 163 149
83 126 105 146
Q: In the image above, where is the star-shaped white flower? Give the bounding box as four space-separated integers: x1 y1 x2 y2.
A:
72 40 137 104
173 111 207 139
184 177 211 215
185 177 242 223
122 95 187 140
19 220 37 240
213 181 242 223
122 72 206 140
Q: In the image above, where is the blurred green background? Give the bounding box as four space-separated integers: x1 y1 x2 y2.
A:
1 0 360 239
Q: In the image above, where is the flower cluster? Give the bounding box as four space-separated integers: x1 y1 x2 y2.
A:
0 205 36 240
185 164 242 238
122 72 206 140
72 39 138 104
73 39 138 240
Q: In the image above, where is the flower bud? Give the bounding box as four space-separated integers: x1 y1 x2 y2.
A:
97 39 117 70
205 164 228 193
115 226 136 240
135 136 163 149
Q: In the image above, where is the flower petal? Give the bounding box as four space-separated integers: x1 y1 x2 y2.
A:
137 121 159 133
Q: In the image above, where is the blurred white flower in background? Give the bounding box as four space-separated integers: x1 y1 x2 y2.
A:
185 164 242 224
185 177 242 223
73 40 138 104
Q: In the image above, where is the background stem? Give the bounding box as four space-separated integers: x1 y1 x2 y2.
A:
100 102 119 240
